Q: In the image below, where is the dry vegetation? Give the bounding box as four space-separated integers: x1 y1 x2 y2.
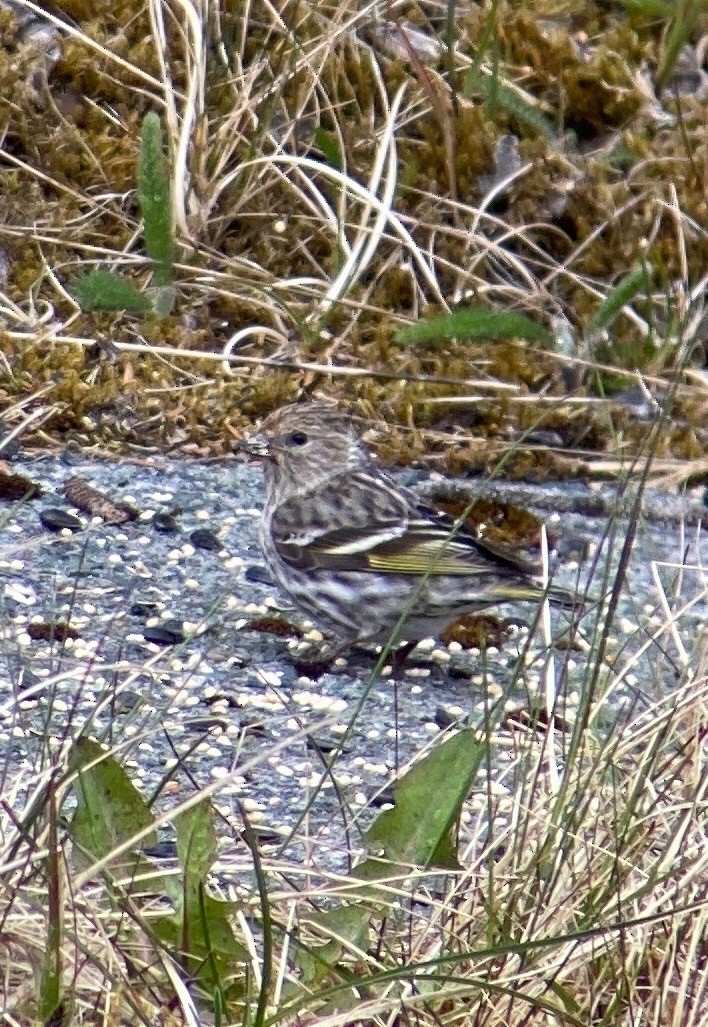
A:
0 592 706 1026
0 0 707 1024
0 0 705 478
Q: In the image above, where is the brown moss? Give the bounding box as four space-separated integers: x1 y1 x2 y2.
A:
0 0 704 475
440 614 512 649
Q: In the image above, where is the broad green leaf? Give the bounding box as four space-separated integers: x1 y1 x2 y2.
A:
296 904 371 985
154 891 246 960
68 738 157 876
138 111 173 287
358 729 486 873
397 307 552 346
154 797 248 1005
176 798 218 885
303 904 371 950
71 268 152 312
152 888 249 1005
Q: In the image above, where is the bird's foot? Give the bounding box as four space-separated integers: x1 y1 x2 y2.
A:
288 641 347 679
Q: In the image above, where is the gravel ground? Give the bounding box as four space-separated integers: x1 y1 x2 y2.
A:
1 451 706 869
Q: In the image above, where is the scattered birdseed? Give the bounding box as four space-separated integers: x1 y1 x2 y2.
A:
302 628 324 644
241 797 265 812
431 649 451 663
1 452 700 878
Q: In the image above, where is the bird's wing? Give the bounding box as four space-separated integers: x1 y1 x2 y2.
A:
275 491 538 579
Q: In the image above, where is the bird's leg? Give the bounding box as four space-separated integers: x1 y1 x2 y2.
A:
290 638 420 681
388 639 419 677
288 640 348 679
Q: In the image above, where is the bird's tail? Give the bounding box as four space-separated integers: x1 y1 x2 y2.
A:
493 582 584 609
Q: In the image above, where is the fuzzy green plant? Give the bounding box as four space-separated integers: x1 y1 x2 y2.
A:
71 112 174 316
396 306 553 346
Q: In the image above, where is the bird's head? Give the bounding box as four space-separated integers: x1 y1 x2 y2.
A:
241 403 369 502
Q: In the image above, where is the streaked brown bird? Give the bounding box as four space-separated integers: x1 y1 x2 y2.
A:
243 403 573 659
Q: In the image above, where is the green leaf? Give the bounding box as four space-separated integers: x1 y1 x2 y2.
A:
71 268 152 312
68 738 157 877
39 784 66 1027
618 0 673 14
152 890 248 1007
396 307 552 346
154 891 247 960
176 798 218 885
296 904 371 985
153 798 248 1005
586 263 652 339
655 0 702 92
464 66 556 139
138 111 173 287
356 729 486 875
314 127 342 169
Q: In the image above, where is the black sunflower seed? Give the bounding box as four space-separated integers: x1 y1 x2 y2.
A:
152 511 180 533
142 622 185 645
244 564 275 585
130 600 160 617
39 507 82 531
190 528 222 551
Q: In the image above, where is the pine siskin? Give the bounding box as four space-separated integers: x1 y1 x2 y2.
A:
243 403 573 656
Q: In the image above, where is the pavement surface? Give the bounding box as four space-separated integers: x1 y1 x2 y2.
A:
0 450 706 872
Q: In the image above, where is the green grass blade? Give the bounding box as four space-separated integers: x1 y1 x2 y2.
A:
655 0 703 92
39 778 65 1026
587 263 653 338
314 127 342 169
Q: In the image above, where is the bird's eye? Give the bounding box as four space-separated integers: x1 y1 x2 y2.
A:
286 430 309 446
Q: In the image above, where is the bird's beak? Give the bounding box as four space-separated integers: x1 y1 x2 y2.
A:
240 433 271 459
